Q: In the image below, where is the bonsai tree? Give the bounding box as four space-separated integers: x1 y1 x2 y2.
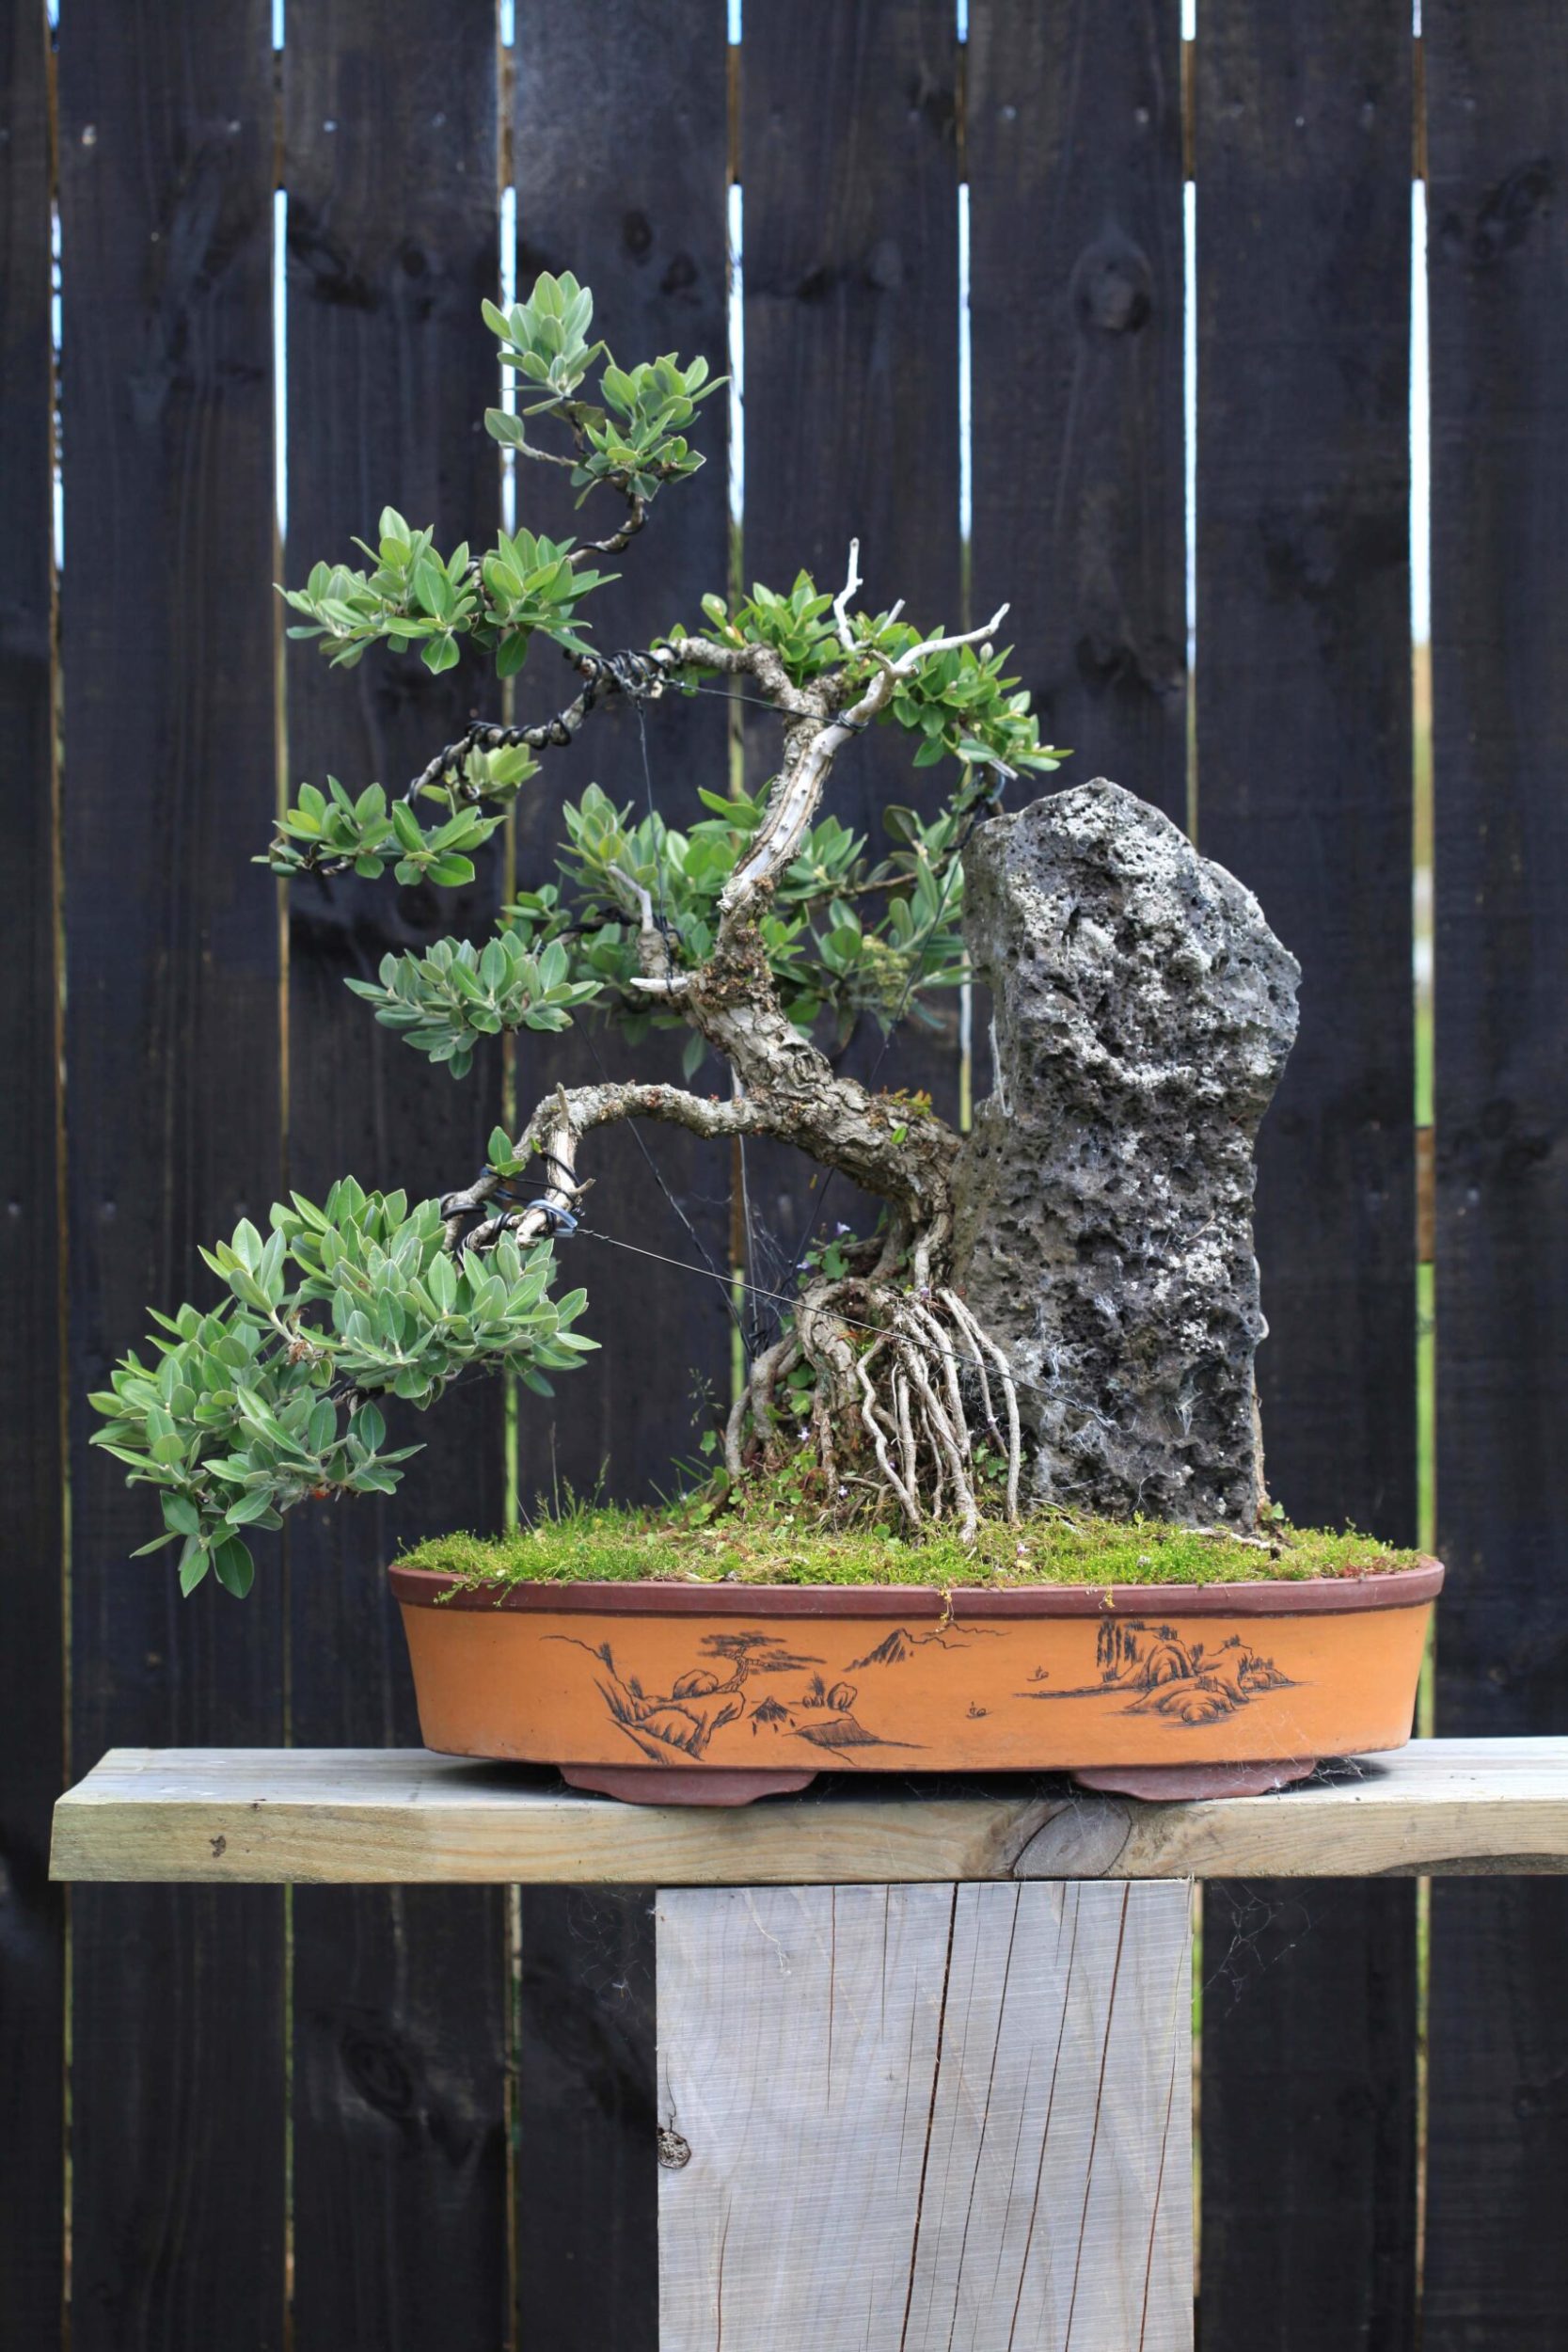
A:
91 271 1068 1597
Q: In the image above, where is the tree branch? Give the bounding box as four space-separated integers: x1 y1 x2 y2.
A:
404 678 603 802
832 536 865 654
403 638 676 804
705 560 1012 926
648 632 818 717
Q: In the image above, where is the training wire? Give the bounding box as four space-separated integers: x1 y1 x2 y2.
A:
573 1216 1069 1428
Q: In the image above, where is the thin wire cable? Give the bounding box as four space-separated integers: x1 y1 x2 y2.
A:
574 1218 1058 1418
578 1023 751 1359
671 679 870 729
786 780 1000 1285
629 691 775 1361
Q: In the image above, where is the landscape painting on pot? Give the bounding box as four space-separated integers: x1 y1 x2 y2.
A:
89 269 1439 1804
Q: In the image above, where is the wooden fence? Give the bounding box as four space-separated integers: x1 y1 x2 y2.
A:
2 1 1564 2345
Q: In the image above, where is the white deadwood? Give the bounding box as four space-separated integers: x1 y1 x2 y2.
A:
49 1741 1568 1884
656 1883 1192 2352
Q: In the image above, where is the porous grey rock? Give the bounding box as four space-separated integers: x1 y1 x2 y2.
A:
951 778 1299 1526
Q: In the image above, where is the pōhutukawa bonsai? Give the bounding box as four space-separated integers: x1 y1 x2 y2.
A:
93 270 1303 1602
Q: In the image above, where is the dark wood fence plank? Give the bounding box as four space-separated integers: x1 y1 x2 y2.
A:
0 5 64 2344
968 0 1187 824
58 7 286 2346
1193 10 1418 2350
513 0 733 1510
282 12 510 2348
512 11 729 2344
742 0 960 795
1425 9 1568 2344
516 1887 659 2352
740 0 961 1318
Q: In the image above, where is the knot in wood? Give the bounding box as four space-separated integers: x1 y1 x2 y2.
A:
1071 233 1152 336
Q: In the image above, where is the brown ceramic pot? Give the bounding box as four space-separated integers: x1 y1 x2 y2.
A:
389 1558 1442 1806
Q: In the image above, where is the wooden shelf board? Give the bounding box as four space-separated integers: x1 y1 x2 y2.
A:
47 1739 1568 1885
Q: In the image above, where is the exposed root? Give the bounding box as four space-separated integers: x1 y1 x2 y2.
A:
734 1260 1022 1539
941 1288 1022 1522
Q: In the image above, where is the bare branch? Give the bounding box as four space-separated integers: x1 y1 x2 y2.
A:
627 973 691 998
832 536 864 655
575 491 647 558
607 864 653 932
508 434 578 474
649 633 817 717
879 602 1009 681
709 584 1011 924
404 680 600 803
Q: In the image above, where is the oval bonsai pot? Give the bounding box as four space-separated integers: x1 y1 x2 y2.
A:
389 1558 1442 1805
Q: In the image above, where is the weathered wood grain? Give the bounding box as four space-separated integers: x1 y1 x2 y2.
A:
517 1886 659 2352
967 0 1187 821
513 0 733 1516
1193 10 1418 2347
280 14 511 2349
1424 8 1568 2344
48 1740 1568 1885
57 8 286 2343
0 6 64 2342
656 1883 1191 2351
57 7 286 2346
741 0 960 836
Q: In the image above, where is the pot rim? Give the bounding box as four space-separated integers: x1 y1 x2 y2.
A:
388 1555 1443 1619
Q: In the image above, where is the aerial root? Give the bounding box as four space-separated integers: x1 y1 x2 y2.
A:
736 1264 1022 1539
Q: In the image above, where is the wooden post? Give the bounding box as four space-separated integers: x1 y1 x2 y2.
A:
656 1883 1191 2352
48 1745 1568 2344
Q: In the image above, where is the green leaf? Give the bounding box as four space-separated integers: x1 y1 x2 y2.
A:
391 802 425 852
350 1402 387 1453
224 1486 278 1527
488 1124 520 1174
213 1536 255 1598
413 555 452 619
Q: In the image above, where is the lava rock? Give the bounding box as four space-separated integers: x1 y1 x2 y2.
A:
951 778 1299 1525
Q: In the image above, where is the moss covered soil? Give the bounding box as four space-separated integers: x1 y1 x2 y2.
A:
396 1505 1423 1593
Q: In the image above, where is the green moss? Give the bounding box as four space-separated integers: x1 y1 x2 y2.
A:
395 1502 1422 1593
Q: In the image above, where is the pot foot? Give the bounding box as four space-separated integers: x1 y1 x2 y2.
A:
1071 1757 1320 1803
560 1764 818 1807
